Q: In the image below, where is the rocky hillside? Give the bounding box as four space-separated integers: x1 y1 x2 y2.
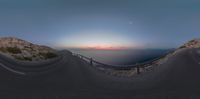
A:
102 38 200 77
0 37 58 61
150 38 200 68
180 39 200 48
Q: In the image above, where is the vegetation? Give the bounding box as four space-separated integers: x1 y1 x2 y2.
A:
0 47 22 54
14 56 32 61
0 47 7 52
39 52 58 59
23 57 32 61
179 45 186 49
6 47 22 54
24 46 34 51
14 52 57 61
14 56 25 61
0 38 58 61
189 40 195 43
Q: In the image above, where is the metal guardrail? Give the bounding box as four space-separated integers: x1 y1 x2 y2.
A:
72 50 174 74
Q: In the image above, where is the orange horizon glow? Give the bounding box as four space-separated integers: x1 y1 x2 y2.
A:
58 41 138 50
87 46 125 50
73 44 132 50
57 30 137 50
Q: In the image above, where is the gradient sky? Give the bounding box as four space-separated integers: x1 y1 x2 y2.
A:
0 0 200 49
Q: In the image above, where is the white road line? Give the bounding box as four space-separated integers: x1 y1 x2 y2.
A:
0 63 26 75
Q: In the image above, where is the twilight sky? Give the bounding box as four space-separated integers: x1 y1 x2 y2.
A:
0 0 200 49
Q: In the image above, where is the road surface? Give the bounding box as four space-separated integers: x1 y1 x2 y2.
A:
0 48 200 99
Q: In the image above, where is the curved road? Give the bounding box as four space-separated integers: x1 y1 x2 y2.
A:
0 48 200 98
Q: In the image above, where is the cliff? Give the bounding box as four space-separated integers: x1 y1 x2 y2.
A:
0 37 58 61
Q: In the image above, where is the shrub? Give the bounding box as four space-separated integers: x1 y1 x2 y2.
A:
32 55 37 57
0 47 7 52
14 56 32 61
6 47 22 54
23 57 32 61
179 45 186 49
14 56 25 60
39 52 57 59
45 52 57 58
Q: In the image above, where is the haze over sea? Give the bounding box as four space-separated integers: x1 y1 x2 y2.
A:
70 49 174 66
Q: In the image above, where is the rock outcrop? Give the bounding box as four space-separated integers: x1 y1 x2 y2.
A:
0 37 58 61
180 39 200 48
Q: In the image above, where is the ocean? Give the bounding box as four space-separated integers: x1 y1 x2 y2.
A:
70 49 174 65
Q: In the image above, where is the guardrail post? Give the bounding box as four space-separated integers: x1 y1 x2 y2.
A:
78 54 80 58
80 56 82 59
136 66 140 74
90 58 93 66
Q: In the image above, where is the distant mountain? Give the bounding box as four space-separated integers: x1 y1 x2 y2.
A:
0 37 58 61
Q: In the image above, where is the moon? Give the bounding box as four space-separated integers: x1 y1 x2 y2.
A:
129 21 133 25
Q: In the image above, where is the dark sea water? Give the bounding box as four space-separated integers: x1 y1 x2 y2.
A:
70 49 174 65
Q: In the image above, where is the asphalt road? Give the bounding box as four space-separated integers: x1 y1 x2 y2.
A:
0 48 200 99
